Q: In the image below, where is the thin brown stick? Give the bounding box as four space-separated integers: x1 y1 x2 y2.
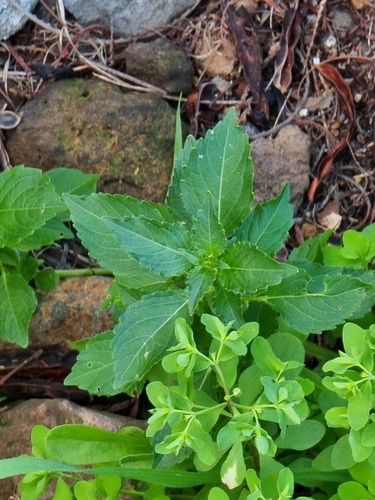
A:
0 349 43 386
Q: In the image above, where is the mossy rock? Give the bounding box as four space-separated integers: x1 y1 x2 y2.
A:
6 78 176 202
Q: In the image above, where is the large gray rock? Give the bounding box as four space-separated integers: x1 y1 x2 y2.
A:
5 78 176 202
0 0 38 40
63 0 196 38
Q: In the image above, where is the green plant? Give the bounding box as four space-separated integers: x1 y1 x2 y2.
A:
0 166 100 346
3 109 375 499
322 224 375 270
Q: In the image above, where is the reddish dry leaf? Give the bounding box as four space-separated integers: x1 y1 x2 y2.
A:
308 64 355 202
225 5 268 117
273 5 301 93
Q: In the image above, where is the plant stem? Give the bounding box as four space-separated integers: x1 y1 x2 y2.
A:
300 367 325 392
55 268 113 278
303 340 337 362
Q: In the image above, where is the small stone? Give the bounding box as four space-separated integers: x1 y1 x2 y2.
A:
125 38 194 94
250 125 311 211
0 0 38 40
0 276 113 351
331 8 356 31
324 35 337 48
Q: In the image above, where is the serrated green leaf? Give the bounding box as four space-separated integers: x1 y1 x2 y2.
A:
64 193 170 279
45 425 152 465
166 135 196 225
0 166 65 248
211 285 244 329
112 290 189 391
46 168 99 197
0 273 37 346
64 331 126 396
289 230 333 264
19 256 43 282
16 218 73 252
0 248 19 267
235 184 293 256
104 217 193 276
181 109 253 234
218 242 297 294
192 192 226 256
0 457 220 486
187 266 216 313
257 271 367 334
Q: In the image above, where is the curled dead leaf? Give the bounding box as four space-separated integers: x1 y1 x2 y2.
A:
308 64 355 202
273 5 301 93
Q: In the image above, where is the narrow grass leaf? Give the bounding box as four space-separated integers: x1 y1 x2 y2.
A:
0 457 219 486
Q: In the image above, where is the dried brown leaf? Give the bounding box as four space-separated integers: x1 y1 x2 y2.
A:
308 64 356 202
226 5 268 116
273 6 301 93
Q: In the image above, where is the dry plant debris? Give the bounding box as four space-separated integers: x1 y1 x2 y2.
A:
0 0 374 242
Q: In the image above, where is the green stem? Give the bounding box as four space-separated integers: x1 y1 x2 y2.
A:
120 489 144 497
55 268 113 278
303 340 337 362
300 367 325 393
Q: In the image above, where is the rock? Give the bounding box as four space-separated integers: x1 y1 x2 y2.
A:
125 38 194 94
250 125 311 210
5 79 176 202
0 276 113 351
0 398 146 499
331 7 356 31
0 0 38 40
63 0 196 38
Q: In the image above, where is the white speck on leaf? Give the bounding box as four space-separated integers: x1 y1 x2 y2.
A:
222 463 238 489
